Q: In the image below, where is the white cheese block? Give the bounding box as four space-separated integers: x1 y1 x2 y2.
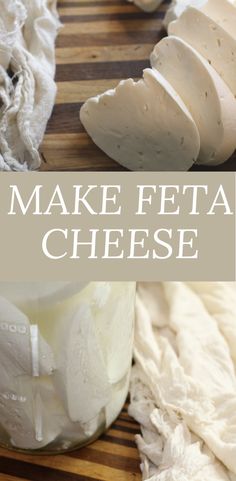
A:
201 0 236 40
127 0 163 12
150 36 236 165
80 68 200 171
163 0 206 28
52 302 111 423
169 7 236 97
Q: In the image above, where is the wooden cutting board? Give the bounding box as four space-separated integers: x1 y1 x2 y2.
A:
40 0 166 170
40 0 236 171
0 401 141 481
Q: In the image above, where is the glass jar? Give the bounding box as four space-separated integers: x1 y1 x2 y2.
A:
0 282 136 454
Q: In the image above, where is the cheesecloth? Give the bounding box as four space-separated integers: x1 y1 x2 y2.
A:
130 282 236 481
0 0 60 171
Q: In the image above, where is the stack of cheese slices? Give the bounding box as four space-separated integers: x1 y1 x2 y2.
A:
80 0 236 171
0 282 134 451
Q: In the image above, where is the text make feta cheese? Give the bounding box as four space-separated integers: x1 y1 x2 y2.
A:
8 184 233 216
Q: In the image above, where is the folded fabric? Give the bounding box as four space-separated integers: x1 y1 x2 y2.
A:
129 282 236 480
0 0 60 171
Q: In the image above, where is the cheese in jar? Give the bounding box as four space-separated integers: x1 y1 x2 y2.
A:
0 282 136 453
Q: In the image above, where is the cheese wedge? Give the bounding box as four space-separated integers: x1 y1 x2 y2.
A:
150 36 236 165
80 68 200 171
201 0 236 40
52 302 111 423
169 7 236 97
127 0 163 12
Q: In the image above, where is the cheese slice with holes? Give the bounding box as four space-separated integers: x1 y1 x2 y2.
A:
52 303 111 423
0 370 61 449
164 0 236 27
163 0 206 27
0 297 59 449
92 282 135 384
169 7 236 97
0 362 58 450
201 0 236 40
80 68 200 171
0 296 55 377
150 36 236 165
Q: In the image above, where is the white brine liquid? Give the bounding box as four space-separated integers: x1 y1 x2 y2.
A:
0 282 135 452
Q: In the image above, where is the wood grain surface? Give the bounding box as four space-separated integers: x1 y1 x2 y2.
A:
0 402 141 481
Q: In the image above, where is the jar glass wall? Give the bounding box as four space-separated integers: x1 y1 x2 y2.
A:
0 282 136 454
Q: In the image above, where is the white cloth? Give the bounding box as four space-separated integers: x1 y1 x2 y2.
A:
0 0 60 171
129 282 236 480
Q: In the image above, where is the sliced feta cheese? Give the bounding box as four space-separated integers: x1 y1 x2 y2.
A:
52 303 111 423
163 0 206 28
127 0 163 12
0 297 59 449
37 378 101 449
164 0 236 28
80 68 200 171
0 370 61 450
92 282 135 384
0 296 55 377
169 7 236 97
201 0 236 40
150 36 236 165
